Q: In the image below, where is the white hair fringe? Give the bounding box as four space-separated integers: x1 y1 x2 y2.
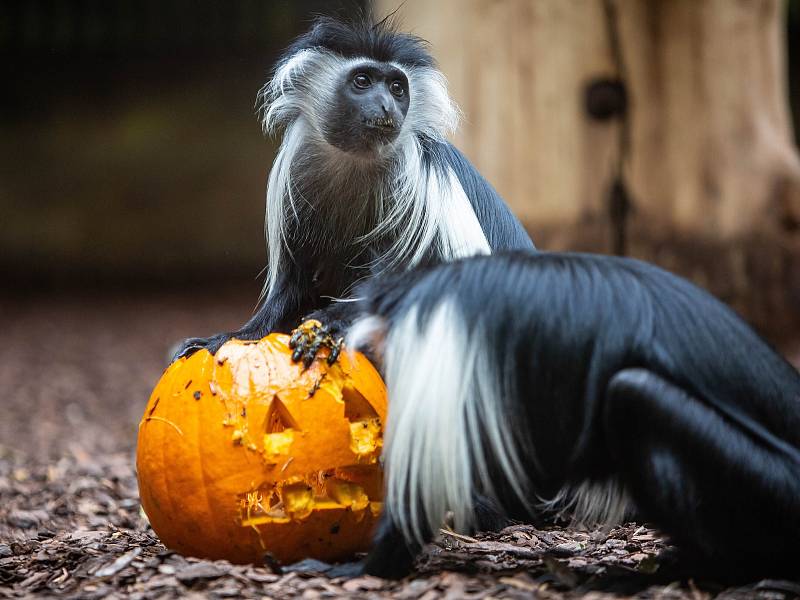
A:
347 304 631 546
377 300 526 545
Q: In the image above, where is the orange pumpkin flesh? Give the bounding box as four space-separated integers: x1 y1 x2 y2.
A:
136 334 387 565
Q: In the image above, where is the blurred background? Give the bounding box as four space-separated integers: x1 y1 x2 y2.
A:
1 0 799 459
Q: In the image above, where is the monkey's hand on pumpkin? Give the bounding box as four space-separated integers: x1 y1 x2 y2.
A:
289 319 344 368
171 332 233 362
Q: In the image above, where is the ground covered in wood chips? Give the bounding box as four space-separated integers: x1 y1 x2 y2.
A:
2 290 800 599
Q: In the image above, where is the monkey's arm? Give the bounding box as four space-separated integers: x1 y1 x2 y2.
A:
435 142 535 251
172 266 315 361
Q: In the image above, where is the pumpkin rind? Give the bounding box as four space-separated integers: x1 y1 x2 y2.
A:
136 335 387 564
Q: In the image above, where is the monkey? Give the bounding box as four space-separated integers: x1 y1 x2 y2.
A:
173 16 534 364
345 251 800 580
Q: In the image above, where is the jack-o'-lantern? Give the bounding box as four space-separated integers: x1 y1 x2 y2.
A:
136 332 387 565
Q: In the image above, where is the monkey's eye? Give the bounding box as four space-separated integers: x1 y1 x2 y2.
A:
353 73 371 89
389 80 405 97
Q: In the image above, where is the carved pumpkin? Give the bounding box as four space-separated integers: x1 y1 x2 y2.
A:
136 333 387 565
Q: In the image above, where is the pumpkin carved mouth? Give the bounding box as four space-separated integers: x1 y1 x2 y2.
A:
239 465 382 525
137 333 387 565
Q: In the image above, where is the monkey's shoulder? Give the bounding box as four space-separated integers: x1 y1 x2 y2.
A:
422 140 535 251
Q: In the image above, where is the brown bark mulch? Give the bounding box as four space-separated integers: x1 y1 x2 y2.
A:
1 290 799 599
3 452 800 599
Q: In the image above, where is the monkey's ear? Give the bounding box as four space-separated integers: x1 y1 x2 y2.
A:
346 315 387 358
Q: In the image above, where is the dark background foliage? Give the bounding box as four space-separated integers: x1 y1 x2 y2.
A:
0 0 366 293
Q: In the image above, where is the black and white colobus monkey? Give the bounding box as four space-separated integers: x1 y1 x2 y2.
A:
347 251 800 580
174 17 533 362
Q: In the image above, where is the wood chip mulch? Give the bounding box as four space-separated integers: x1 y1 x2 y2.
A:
3 450 800 599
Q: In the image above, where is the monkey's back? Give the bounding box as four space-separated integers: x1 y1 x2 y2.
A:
367 251 800 484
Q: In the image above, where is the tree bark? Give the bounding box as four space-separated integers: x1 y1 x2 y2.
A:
619 0 800 332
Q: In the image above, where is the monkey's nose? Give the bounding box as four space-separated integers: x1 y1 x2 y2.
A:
377 90 394 116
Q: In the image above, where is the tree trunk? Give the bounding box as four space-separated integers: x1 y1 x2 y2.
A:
376 0 800 340
620 0 800 333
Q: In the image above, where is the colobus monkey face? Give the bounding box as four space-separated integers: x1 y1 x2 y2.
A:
325 62 410 154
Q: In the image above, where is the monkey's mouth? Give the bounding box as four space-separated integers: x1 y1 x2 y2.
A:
364 117 398 131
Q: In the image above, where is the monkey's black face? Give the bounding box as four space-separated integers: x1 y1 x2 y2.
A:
325 62 410 155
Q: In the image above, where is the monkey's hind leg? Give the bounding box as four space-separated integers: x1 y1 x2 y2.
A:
603 369 800 580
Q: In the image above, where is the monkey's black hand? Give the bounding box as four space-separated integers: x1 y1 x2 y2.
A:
281 558 366 579
171 333 232 362
289 319 344 368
